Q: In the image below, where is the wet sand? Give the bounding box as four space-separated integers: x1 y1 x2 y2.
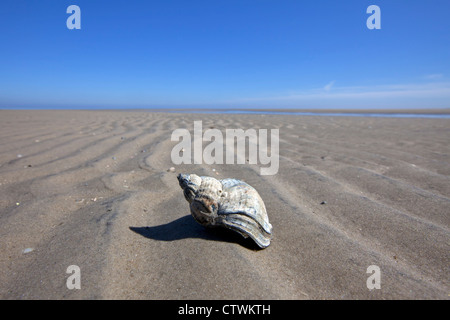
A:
0 110 448 299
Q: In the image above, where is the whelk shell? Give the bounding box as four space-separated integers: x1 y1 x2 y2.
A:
177 173 272 248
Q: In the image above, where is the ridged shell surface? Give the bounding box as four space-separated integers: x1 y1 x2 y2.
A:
177 173 272 248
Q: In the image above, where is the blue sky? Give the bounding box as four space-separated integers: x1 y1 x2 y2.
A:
1 0 449 109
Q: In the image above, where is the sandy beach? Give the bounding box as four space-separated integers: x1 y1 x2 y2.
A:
0 109 448 299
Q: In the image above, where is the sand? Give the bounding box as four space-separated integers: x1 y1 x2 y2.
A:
0 109 448 299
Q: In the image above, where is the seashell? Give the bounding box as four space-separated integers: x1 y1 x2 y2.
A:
177 173 272 248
